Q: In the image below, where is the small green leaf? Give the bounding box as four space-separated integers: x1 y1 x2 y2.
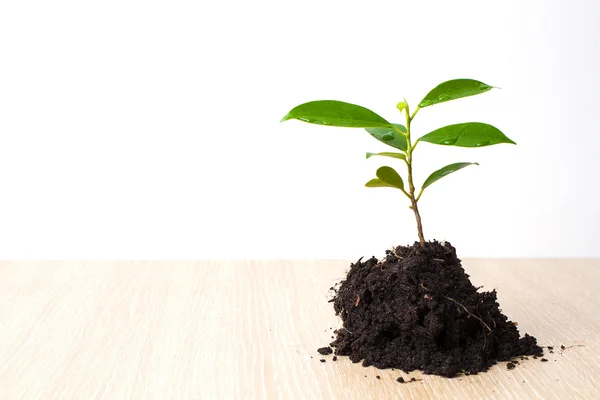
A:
422 162 478 189
419 122 515 147
419 79 494 108
365 123 408 151
376 166 405 191
366 152 406 161
396 101 408 112
365 178 395 188
281 100 391 128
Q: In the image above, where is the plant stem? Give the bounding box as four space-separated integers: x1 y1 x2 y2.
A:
404 105 426 247
415 187 424 202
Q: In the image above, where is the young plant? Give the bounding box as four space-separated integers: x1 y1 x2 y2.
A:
280 79 515 247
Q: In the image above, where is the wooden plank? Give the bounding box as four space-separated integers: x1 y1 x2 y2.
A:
0 259 598 399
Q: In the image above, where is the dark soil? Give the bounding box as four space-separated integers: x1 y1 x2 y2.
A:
328 241 542 377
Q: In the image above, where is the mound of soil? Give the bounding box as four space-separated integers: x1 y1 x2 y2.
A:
328 241 542 377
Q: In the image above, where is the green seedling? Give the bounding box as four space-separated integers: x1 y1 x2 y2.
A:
280 79 515 247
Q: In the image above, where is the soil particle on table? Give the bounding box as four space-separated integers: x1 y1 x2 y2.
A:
397 377 405 383
317 347 333 355
319 359 326 363
507 362 516 370
332 356 338 361
376 375 380 379
326 241 543 377
541 358 549 362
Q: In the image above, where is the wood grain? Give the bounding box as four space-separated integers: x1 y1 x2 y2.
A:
0 259 598 399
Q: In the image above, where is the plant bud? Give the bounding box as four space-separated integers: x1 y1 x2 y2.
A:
396 101 408 112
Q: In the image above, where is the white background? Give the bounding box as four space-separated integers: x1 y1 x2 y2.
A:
0 0 598 259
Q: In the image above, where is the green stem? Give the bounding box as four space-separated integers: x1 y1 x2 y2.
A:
410 106 420 121
392 125 408 138
415 187 424 202
404 104 425 247
411 138 420 151
399 187 411 200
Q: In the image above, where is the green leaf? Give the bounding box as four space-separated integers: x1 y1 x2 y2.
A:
280 100 391 128
375 166 405 191
366 152 406 161
419 79 494 108
365 178 395 188
419 122 516 147
422 162 478 189
365 124 408 151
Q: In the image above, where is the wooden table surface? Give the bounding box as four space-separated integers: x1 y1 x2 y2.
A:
0 259 598 399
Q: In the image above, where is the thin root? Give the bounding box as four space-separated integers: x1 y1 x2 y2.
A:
391 247 403 259
445 296 492 333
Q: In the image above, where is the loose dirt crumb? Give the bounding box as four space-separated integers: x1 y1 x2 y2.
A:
507 362 516 370
397 377 405 383
332 356 337 361
317 347 333 355
541 358 548 362
320 359 326 363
